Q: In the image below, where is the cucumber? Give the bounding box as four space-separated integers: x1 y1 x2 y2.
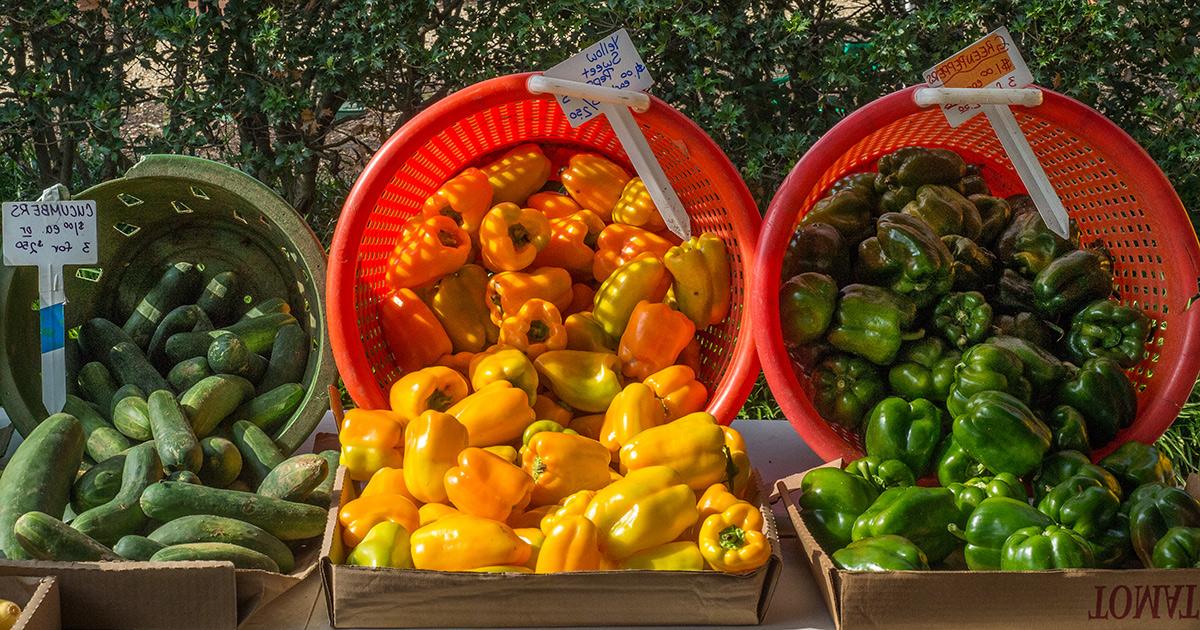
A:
245 353 268 384
224 313 298 355
71 454 126 514
230 421 286 489
14 511 120 561
207 333 251 375
148 515 293 572
258 324 308 393
180 375 254 438
199 437 242 488
77 361 119 412
257 454 327 502
241 297 291 320
78 318 134 365
0 413 86 559
167 357 212 393
304 450 343 507
150 542 278 571
193 308 215 332
109 341 171 393
63 394 132 463
123 262 202 348
148 390 202 473
139 482 325 541
227 384 304 434
197 271 241 326
147 304 205 370
71 442 163 546
168 470 202 484
114 535 165 561
112 394 153 441
227 480 252 493
164 331 212 365
109 384 146 418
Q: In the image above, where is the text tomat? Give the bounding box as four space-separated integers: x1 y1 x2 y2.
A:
1089 584 1200 621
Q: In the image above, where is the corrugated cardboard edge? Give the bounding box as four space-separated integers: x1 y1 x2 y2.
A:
233 544 320 626
14 576 59 630
775 461 843 630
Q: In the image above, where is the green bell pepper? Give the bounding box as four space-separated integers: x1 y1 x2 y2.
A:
1125 483 1200 567
969 194 1013 246
830 172 879 207
864 397 943 476
1094 512 1134 569
901 185 982 240
826 284 918 366
811 353 888 429
993 312 1058 349
832 535 930 571
798 467 880 551
950 496 1053 570
986 335 1066 398
996 207 1077 277
844 457 917 493
1000 524 1095 570
1066 299 1151 368
1151 526 1200 569
802 190 874 244
943 235 998 292
1100 441 1174 495
1032 250 1114 318
345 521 414 568
1031 450 1122 503
959 173 990 197
1047 405 1091 455
994 269 1039 314
953 390 1051 477
878 184 917 214
875 212 955 304
946 343 1032 419
887 337 960 402
779 272 838 347
1055 357 1136 448
854 236 898 285
935 434 988 486
1037 475 1120 539
877 147 966 188
932 291 993 349
947 473 1027 515
783 222 852 285
851 486 962 564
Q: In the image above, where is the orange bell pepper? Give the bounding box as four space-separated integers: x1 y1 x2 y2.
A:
379 289 453 374
483 445 520 465
447 380 536 447
418 503 460 527
523 431 613 506
677 338 702 373
478 203 550 272
565 284 595 317
612 177 666 231
592 224 674 283
421 167 494 236
339 493 420 548
722 425 752 498
618 301 696 380
532 395 573 427
644 365 708 421
444 447 534 521
498 299 567 358
486 267 573 325
360 467 419 504
389 366 470 423
561 153 630 221
339 408 406 481
527 191 583 220
411 514 531 571
567 414 606 441
384 215 471 290
403 410 469 504
563 312 616 352
600 382 667 457
482 144 552 205
532 210 606 278
514 527 546 569
429 263 498 353
535 515 603 573
509 505 555 530
469 347 538 403
539 489 596 536
435 351 474 380
699 502 771 573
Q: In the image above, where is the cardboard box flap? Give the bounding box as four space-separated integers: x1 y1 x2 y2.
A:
233 543 320 625
777 477 844 629
0 576 60 630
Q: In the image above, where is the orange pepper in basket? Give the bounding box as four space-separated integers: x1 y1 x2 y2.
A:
360 467 420 504
486 267 573 325
644 365 708 421
612 177 666 231
677 338 702 374
532 210 606 278
411 514 531 571
561 153 631 221
444 447 534 522
388 366 470 423
618 301 696 381
592 224 674 283
379 288 453 374
482 143 552 205
523 431 613 507
479 202 551 272
403 410 470 504
528 191 584 220
339 493 420 548
421 167 494 236
498 299 567 359
532 394 574 427
536 515 603 573
339 408 406 482
565 283 595 317
600 382 666 457
384 215 471 290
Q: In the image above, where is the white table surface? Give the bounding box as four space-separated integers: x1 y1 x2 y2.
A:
242 418 834 630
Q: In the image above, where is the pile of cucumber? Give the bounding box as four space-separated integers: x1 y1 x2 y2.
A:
0 262 337 572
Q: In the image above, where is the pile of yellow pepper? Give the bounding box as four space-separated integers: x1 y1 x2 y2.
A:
336 144 770 574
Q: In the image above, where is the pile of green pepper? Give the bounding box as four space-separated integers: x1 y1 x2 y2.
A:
787 147 1200 572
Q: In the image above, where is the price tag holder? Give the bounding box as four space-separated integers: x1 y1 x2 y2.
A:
2 189 97 414
544 29 654 128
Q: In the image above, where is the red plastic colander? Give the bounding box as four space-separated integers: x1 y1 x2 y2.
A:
754 85 1200 462
328 73 761 423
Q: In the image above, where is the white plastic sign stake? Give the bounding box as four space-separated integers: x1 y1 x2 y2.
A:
2 187 97 414
922 27 1070 239
539 30 692 240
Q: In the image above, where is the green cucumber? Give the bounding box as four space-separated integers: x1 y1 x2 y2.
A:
123 262 202 348
114 535 165 561
148 390 202 473
147 304 205 370
0 413 86 559
71 454 126 514
112 394 153 441
150 542 278 571
227 480 252 493
109 384 146 418
180 374 253 438
63 394 132 463
245 353 268 384
223 312 298 355
167 357 212 393
207 333 251 375
140 482 325 541
148 515 293 572
71 442 163 546
77 361 119 412
228 384 304 434
304 450 342 507
165 331 213 365
241 297 291 320
230 421 286 489
168 470 203 484
197 271 241 326
78 318 134 365
14 511 120 561
257 454 327 502
109 341 171 394
258 324 308 393
199 437 243 488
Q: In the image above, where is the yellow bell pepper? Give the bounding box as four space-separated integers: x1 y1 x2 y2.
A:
339 409 406 481
612 177 667 231
469 347 538 404
481 143 552 205
345 521 414 568
527 191 583 220
418 503 461 526
498 299 567 359
564 312 617 352
471 565 534 573
560 153 631 221
533 350 624 413
663 233 732 329
540 489 596 536
429 264 499 353
644 365 708 421
521 420 576 446
532 395 573 427
536 515 603 573
514 527 546 569
403 410 469 504
483 445 519 465
567 414 606 441
509 504 555 530
592 255 670 339
339 493 420 548
448 381 536 447
421 167 494 236
617 541 705 571
360 467 419 504
486 267 573 325
722 426 752 498
388 366 470 424
696 483 740 526
411 514 531 571
584 465 698 560
444 447 534 522
479 203 551 272
699 502 771 573
619 412 727 491
600 382 666 457
522 431 612 506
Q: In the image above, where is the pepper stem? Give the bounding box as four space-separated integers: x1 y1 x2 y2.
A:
719 525 746 550
509 223 532 248
427 389 453 412
527 320 550 343
532 456 547 481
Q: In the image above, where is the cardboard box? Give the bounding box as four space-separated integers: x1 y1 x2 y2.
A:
0 575 60 630
777 463 1200 630
321 467 783 628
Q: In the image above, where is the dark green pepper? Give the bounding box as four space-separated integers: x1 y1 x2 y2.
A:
1056 357 1136 448
798 467 880 551
878 184 917 214
875 213 955 304
830 172 879 207
802 190 874 244
851 486 962 564
779 272 838 347
932 291 993 349
1000 525 1094 570
863 397 944 476
1031 450 1122 503
943 235 997 292
935 434 987 486
844 457 917 493
901 185 981 240
782 222 852 285
1032 250 1113 318
854 237 897 285
1124 483 1200 567
878 147 966 187
1100 441 1174 496
832 535 929 571
1065 299 1151 368
826 284 918 366
959 174 990 197
887 337 960 402
1094 512 1134 569
946 343 1032 418
953 390 1051 477
1047 405 1091 454
993 312 1058 349
950 496 1053 570
986 335 1066 397
969 194 1012 245
996 206 1077 277
1151 526 1200 569
811 353 888 429
947 473 1027 515
1037 475 1120 539
994 269 1039 315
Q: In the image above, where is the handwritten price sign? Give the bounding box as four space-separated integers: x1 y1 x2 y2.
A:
544 29 654 127
923 26 1033 127
3 200 98 266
